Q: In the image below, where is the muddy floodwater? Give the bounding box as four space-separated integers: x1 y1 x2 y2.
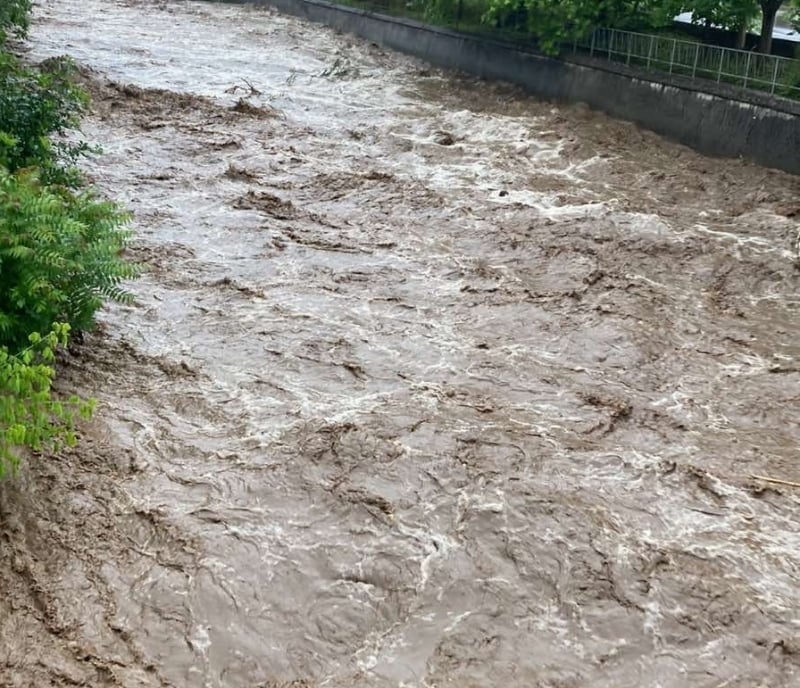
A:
2 0 800 686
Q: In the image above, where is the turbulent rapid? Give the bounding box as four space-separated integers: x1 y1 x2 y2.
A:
1 1 799 686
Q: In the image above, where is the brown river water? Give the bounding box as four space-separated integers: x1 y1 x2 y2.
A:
2 1 800 686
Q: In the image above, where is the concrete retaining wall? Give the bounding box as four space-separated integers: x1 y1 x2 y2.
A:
224 0 800 174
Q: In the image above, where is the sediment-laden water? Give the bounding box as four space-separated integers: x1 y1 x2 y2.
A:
1 1 799 686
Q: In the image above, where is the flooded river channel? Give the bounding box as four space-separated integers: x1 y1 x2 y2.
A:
1 0 800 686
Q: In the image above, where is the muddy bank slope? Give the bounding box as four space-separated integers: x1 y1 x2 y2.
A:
2 1 800 686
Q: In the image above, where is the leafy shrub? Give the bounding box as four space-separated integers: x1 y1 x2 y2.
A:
0 322 94 476
0 0 137 478
0 0 31 44
0 54 90 186
0 167 139 351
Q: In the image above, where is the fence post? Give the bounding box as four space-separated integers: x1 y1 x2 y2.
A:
607 30 613 60
590 30 595 57
691 43 699 78
770 57 780 95
668 37 676 74
626 34 632 65
646 34 654 68
743 51 751 89
716 49 724 82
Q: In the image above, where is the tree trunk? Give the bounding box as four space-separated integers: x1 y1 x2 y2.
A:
758 0 783 54
735 22 747 50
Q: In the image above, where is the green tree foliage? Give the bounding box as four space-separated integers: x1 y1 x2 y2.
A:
0 54 91 186
690 0 759 29
0 0 31 44
421 0 462 22
481 0 670 53
424 0 790 55
664 0 758 48
650 0 785 52
0 323 95 476
0 167 138 351
0 0 139 475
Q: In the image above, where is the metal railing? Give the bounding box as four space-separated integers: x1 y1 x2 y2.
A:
572 27 800 98
328 0 800 100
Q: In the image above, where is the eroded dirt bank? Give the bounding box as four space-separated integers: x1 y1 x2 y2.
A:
2 1 800 686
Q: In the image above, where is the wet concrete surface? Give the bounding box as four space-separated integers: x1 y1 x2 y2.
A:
1 1 800 686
